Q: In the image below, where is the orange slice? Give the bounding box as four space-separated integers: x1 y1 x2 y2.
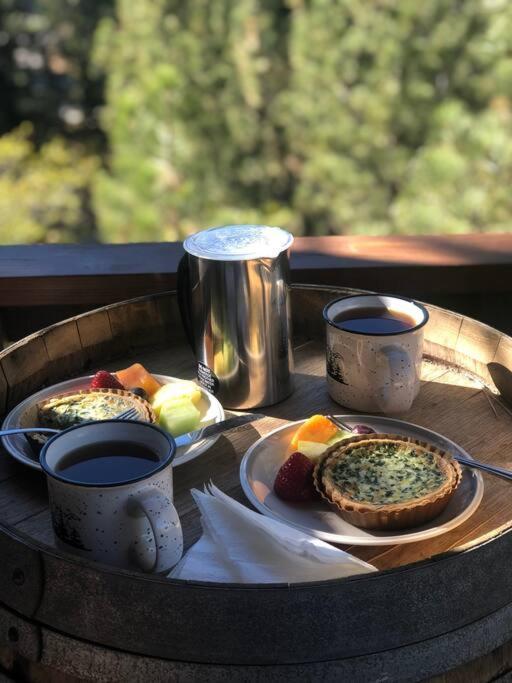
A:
115 363 162 397
290 414 339 451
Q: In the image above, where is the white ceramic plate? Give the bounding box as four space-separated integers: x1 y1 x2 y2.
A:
1 374 225 470
240 415 484 546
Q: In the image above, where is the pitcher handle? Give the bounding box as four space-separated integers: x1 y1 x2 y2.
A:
177 253 195 352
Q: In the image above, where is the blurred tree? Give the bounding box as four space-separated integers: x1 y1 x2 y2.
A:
0 1 18 134
280 0 512 235
3 0 512 242
0 123 98 243
0 0 112 242
0 0 113 142
392 100 512 234
92 0 512 240
92 0 295 241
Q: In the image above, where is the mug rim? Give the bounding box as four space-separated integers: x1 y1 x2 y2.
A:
39 419 176 488
323 293 429 337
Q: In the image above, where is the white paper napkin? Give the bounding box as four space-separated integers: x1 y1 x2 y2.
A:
168 483 377 583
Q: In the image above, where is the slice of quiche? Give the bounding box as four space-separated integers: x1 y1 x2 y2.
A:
314 433 462 530
37 389 155 430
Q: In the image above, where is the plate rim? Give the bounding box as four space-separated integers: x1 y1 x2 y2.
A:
1 374 225 471
239 415 484 546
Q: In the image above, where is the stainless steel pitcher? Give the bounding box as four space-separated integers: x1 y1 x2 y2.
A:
178 225 294 409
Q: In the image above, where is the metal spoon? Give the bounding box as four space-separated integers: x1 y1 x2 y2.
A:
0 407 140 440
450 455 512 482
0 427 59 437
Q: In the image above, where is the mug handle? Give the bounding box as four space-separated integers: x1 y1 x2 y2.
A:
129 489 183 574
376 345 417 414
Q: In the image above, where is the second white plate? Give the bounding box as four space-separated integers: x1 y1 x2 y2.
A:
2 374 225 470
240 415 484 546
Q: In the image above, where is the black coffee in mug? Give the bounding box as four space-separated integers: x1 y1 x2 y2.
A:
41 420 182 573
56 441 160 485
332 306 416 334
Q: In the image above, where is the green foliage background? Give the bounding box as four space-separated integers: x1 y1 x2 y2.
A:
2 0 512 243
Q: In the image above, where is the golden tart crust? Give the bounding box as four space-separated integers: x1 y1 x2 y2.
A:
34 388 155 430
313 433 462 530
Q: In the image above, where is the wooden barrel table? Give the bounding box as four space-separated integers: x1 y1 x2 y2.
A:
2 284 512 682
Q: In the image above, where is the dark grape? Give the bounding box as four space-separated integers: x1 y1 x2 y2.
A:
351 424 376 435
129 387 148 401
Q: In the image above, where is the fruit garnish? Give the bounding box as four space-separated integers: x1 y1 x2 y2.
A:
151 381 201 418
297 440 329 462
274 452 317 502
290 414 339 450
90 371 125 391
158 399 201 437
351 424 376 435
128 387 148 401
352 425 377 434
326 431 353 445
115 363 161 398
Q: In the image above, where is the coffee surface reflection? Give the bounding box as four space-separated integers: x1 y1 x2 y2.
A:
332 307 416 335
56 441 160 485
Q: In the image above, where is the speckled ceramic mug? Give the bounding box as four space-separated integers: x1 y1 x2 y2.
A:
40 420 183 574
324 294 429 414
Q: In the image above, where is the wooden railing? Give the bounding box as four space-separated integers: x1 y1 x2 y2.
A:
1 233 511 341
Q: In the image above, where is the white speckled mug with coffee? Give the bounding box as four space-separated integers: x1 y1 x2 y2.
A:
40 420 183 574
324 294 429 414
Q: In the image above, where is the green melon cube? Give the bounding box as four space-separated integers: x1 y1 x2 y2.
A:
158 399 201 437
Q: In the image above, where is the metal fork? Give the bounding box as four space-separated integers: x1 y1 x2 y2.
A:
115 407 139 420
326 414 512 482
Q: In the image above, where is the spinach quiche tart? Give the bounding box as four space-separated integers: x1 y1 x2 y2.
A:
314 433 462 530
35 388 155 430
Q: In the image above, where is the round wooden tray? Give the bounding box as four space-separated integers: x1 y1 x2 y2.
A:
1 284 512 682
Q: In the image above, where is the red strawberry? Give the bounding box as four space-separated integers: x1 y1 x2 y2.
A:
90 370 125 390
274 452 316 502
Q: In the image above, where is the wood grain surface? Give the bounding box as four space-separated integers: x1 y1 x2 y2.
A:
2 284 512 681
1 321 512 571
3 233 512 308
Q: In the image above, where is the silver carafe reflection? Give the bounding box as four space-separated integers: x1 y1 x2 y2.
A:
178 225 294 409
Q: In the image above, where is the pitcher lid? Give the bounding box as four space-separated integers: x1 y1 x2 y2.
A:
183 224 294 261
